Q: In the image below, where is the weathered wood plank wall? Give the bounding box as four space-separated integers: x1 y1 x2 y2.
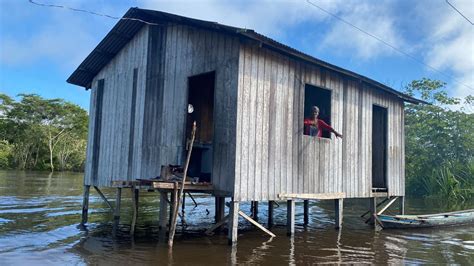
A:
85 24 404 198
85 26 150 187
85 25 240 195
234 44 405 201
147 25 240 195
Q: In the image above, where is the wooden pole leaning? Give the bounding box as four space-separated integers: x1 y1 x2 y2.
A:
168 121 197 248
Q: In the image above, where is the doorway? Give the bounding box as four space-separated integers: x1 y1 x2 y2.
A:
372 105 387 191
186 71 215 182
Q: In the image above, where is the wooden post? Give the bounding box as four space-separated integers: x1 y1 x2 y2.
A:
268 201 274 228
215 197 225 223
369 197 377 225
228 200 239 245
287 200 295 236
251 201 259 222
113 188 122 227
130 187 139 235
81 185 90 225
335 198 343 229
159 191 168 241
303 200 309 225
399 196 405 215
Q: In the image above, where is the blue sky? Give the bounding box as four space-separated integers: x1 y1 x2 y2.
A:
1 0 473 110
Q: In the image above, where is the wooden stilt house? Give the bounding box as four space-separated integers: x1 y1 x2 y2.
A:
68 8 424 243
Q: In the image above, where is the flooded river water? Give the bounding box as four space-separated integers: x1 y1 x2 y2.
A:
0 170 473 265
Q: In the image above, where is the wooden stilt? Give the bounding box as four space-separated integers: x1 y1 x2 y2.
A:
399 196 405 215
130 187 139 235
287 200 295 236
168 189 174 226
303 200 309 225
113 188 122 227
268 201 274 228
159 191 168 241
228 200 239 245
251 201 259 222
215 197 225 223
335 198 343 229
369 197 376 225
81 185 90 225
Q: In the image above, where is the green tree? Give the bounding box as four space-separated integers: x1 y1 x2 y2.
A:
0 93 88 172
404 78 474 201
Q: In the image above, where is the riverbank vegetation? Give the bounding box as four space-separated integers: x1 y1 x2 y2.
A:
404 79 473 201
0 94 88 171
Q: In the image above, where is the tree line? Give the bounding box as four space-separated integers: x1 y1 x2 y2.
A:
0 78 472 200
0 94 88 172
404 79 473 201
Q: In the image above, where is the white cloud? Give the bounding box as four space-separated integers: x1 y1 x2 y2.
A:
139 0 317 39
0 1 116 70
421 0 474 101
316 0 407 60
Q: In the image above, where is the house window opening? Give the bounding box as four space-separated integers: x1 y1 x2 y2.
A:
303 84 333 139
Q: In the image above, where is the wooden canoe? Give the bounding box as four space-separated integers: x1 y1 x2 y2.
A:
377 209 474 229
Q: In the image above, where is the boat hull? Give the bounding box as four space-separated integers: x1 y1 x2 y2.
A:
377 209 474 229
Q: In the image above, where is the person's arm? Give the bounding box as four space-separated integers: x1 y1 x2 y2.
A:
318 119 343 138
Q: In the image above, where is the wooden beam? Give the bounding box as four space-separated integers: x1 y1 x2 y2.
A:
93 186 115 212
238 210 276 238
361 197 390 218
377 196 399 215
153 182 213 191
334 199 343 229
371 192 389 198
287 200 295 236
81 185 90 225
279 192 346 200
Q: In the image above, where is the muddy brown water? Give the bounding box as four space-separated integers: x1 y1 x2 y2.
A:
0 170 473 265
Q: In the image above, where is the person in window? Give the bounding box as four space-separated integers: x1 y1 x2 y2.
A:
304 106 343 138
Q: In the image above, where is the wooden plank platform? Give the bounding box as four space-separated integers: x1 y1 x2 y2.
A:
279 192 346 200
111 179 213 193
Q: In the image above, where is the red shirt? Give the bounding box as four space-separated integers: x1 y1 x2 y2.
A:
304 118 335 137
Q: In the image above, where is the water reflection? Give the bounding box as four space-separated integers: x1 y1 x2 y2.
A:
0 170 473 265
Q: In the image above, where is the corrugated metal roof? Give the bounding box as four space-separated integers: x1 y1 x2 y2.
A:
67 7 425 104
